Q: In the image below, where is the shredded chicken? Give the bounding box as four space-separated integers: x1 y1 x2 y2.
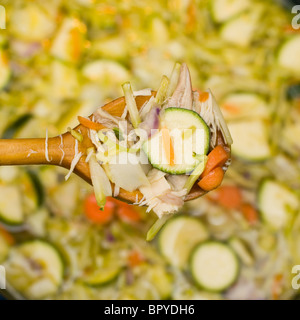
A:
93 107 121 129
166 63 193 109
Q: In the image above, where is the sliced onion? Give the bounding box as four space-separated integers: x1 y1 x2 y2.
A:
139 106 160 138
88 148 112 209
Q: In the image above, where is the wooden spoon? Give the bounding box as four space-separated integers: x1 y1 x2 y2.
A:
0 92 229 203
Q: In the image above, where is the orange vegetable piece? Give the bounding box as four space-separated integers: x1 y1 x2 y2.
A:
198 167 224 191
84 194 114 224
201 145 229 178
199 92 210 103
241 203 259 225
128 250 144 267
117 203 141 223
78 116 106 131
214 185 243 209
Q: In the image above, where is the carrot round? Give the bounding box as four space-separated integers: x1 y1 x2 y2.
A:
84 194 114 224
117 203 141 223
78 116 106 131
241 203 259 225
201 145 229 178
214 185 243 209
198 167 224 191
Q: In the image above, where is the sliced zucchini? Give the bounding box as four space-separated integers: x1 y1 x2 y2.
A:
221 93 269 121
228 119 271 161
0 185 24 225
258 179 299 231
211 0 250 23
0 49 10 90
278 36 300 75
189 241 240 292
143 108 210 174
83 266 121 287
5 240 64 299
159 216 209 268
220 11 258 47
51 18 86 64
20 170 44 214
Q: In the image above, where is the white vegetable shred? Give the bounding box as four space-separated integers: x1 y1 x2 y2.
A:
45 129 51 162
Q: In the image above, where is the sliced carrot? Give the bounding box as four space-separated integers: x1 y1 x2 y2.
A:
241 203 259 225
222 103 240 114
161 127 175 166
213 185 243 209
201 145 229 178
0 225 15 245
128 250 144 267
84 194 114 224
198 167 224 191
117 203 141 223
199 92 210 103
78 116 106 131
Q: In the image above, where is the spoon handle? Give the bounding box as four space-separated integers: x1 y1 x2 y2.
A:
0 137 63 166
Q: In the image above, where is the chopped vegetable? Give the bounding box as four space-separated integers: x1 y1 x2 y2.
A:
166 62 181 98
67 127 83 142
5 240 64 299
88 148 112 209
0 185 24 225
155 75 170 104
212 185 243 209
199 92 210 103
78 116 106 131
128 250 144 267
84 194 114 224
278 35 300 75
258 179 299 231
198 167 224 191
189 241 240 292
143 108 210 174
159 216 208 268
146 215 171 241
184 155 207 194
241 203 259 225
122 82 141 128
117 203 141 223
201 145 229 177
228 119 271 161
